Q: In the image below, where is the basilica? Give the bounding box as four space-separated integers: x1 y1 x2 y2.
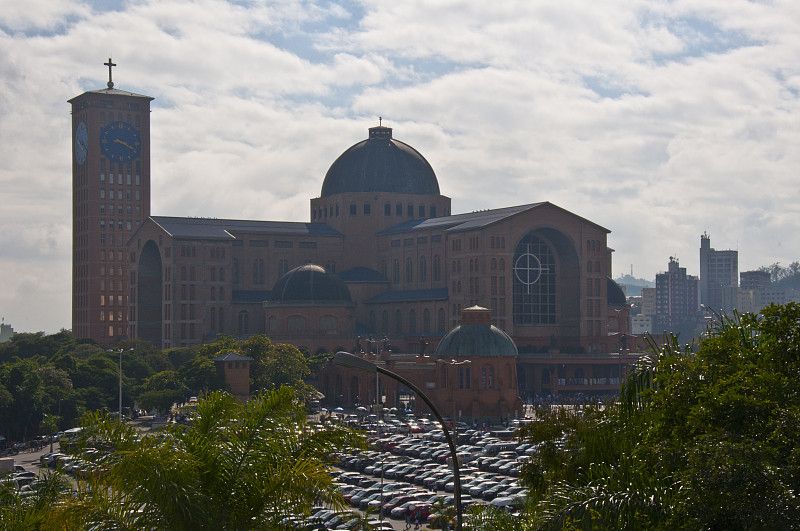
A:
69 67 632 418
127 124 632 412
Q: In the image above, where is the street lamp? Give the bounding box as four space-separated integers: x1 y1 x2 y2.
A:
108 348 133 423
333 351 464 530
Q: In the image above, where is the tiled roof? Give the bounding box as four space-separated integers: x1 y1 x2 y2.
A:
379 201 609 235
378 203 542 235
364 288 449 304
339 267 390 283
149 216 342 240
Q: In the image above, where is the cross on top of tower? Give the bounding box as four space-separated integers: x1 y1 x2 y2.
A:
104 58 116 88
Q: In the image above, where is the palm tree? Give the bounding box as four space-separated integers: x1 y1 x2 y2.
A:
427 498 455 530
346 506 378 530
44 386 364 530
0 470 71 531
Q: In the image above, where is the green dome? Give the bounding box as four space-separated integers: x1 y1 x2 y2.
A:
270 264 352 303
435 306 518 358
320 126 440 197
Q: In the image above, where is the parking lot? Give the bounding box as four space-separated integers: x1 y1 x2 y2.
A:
289 412 530 530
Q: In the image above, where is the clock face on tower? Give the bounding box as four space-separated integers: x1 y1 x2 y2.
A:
100 121 141 163
74 121 88 165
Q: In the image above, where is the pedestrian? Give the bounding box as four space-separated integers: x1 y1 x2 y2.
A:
414 507 422 529
404 507 411 530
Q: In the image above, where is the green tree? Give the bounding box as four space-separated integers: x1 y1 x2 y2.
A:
519 304 800 529
46 386 363 530
178 355 223 395
137 370 188 414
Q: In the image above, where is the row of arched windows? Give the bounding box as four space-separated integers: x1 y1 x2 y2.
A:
179 266 225 282
387 255 441 284
266 314 340 334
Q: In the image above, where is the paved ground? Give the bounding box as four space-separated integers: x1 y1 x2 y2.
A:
14 444 53 472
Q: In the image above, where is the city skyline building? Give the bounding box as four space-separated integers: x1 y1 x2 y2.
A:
699 232 738 314
655 257 699 333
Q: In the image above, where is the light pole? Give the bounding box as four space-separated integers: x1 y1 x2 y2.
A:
333 351 464 530
108 348 133 423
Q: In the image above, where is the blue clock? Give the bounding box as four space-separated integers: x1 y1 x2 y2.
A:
100 121 141 163
74 121 88 165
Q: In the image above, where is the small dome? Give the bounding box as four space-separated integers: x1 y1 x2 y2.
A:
435 306 518 358
320 126 440 197
607 277 627 306
270 264 352 303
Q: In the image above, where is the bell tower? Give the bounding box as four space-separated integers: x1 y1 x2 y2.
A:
68 59 154 345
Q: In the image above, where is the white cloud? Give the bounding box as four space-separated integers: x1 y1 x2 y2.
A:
0 0 798 333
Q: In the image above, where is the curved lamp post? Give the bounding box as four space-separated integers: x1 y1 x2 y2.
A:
333 351 463 530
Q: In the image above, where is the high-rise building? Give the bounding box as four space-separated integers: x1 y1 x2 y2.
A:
699 232 738 313
655 257 698 332
69 60 153 345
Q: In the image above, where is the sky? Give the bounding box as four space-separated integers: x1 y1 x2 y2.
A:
1 0 799 334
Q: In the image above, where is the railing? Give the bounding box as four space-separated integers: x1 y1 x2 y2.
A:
557 378 621 386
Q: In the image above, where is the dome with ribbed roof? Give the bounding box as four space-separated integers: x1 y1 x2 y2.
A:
270 264 352 303
435 306 518 358
320 125 440 197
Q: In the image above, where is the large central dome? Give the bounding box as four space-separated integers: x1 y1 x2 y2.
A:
320 125 440 197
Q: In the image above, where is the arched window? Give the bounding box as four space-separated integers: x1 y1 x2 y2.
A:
423 309 431 333
253 259 265 284
395 310 402 334
278 259 289 277
433 255 441 281
219 267 225 281
512 234 557 325
320 315 338 332
237 311 250 336
288 315 306 332
481 365 494 389
499 258 505 270
437 308 446 333
419 255 427 282
381 311 389 333
393 260 400 284
587 261 593 273
267 315 277 332
409 309 417 334
406 258 413 283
